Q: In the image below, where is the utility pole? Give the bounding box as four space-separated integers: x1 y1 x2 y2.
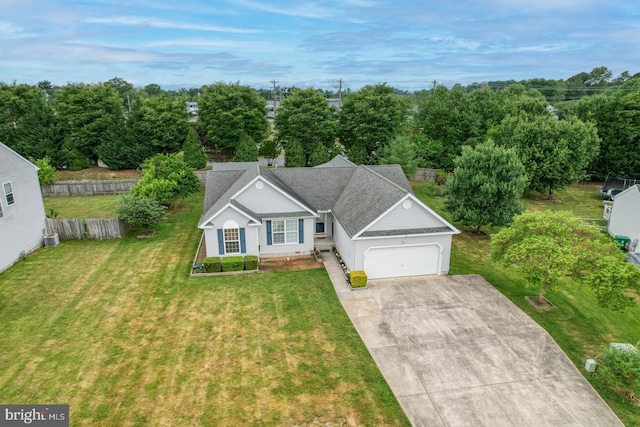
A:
270 79 279 109
332 78 344 108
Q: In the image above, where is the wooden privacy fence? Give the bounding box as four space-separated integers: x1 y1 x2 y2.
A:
409 168 439 182
46 218 131 240
41 179 139 196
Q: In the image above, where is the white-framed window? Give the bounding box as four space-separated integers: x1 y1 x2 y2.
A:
223 220 240 254
3 182 14 206
272 219 298 244
0 199 4 219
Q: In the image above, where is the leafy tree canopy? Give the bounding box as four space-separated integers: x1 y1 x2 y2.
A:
490 210 640 310
131 153 200 205
198 82 268 153
492 114 599 199
117 194 167 233
445 140 526 232
232 133 259 162
338 84 408 164
284 139 305 168
274 88 337 165
379 134 420 178
54 82 126 168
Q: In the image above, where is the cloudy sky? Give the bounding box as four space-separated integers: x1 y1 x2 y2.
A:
1 0 638 91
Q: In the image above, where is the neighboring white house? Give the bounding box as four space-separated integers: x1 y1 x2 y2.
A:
198 156 460 279
0 142 47 273
607 184 640 253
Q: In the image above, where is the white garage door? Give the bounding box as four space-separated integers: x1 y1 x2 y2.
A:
364 244 441 279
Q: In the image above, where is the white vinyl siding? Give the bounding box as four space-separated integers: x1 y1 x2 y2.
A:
272 219 298 245
3 182 14 206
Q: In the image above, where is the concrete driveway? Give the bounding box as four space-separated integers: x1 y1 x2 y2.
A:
324 255 622 426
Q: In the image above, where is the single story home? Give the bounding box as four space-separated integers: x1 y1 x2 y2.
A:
607 184 640 253
0 142 47 273
198 156 460 279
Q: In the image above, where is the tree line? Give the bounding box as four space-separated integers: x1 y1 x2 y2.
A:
0 67 638 183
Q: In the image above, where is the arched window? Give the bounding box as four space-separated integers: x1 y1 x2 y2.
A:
223 220 240 254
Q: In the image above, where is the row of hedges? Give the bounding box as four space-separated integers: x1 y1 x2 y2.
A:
203 255 259 273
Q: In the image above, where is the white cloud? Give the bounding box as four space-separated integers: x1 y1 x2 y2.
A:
85 16 262 34
0 21 35 39
231 0 336 19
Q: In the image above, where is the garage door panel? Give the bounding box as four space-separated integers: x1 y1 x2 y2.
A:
365 244 440 279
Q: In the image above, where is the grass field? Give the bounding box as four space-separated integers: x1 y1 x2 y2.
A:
0 191 409 426
43 195 122 218
412 181 640 425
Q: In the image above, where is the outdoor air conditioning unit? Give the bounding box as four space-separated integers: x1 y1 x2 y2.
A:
44 233 60 248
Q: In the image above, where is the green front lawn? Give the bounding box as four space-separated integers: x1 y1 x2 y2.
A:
43 195 122 218
413 182 640 426
0 191 408 426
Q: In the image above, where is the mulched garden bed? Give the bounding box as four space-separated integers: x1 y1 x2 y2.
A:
259 256 324 272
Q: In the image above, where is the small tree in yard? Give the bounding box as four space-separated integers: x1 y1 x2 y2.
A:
31 157 57 184
308 141 330 167
445 140 526 233
233 133 259 162
131 153 200 205
379 135 420 178
259 139 280 166
599 341 640 401
117 194 167 234
285 139 306 167
491 210 640 309
182 127 207 169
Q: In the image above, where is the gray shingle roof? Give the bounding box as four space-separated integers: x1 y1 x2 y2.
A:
200 162 425 237
316 154 356 168
200 166 260 226
332 166 409 237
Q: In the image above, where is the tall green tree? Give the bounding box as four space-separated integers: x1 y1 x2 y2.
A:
491 210 640 309
568 92 640 179
182 127 207 169
128 96 190 154
308 141 330 167
0 83 66 167
274 88 337 165
337 84 408 164
232 133 259 162
55 83 126 168
414 86 478 170
444 140 526 232
379 135 420 178
198 83 268 154
492 114 599 199
284 139 305 167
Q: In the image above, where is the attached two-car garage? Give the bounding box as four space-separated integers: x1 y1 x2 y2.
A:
364 243 442 279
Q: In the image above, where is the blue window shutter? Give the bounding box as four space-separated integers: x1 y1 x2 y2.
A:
217 229 225 255
266 220 272 245
240 228 246 253
298 219 304 243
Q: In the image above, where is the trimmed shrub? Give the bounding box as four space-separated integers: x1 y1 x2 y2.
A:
221 256 245 272
350 270 368 288
599 343 640 400
244 255 259 270
203 257 221 273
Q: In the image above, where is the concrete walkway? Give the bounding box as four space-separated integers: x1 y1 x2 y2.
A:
323 252 623 427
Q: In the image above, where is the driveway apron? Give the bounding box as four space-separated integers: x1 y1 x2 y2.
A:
323 252 623 427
